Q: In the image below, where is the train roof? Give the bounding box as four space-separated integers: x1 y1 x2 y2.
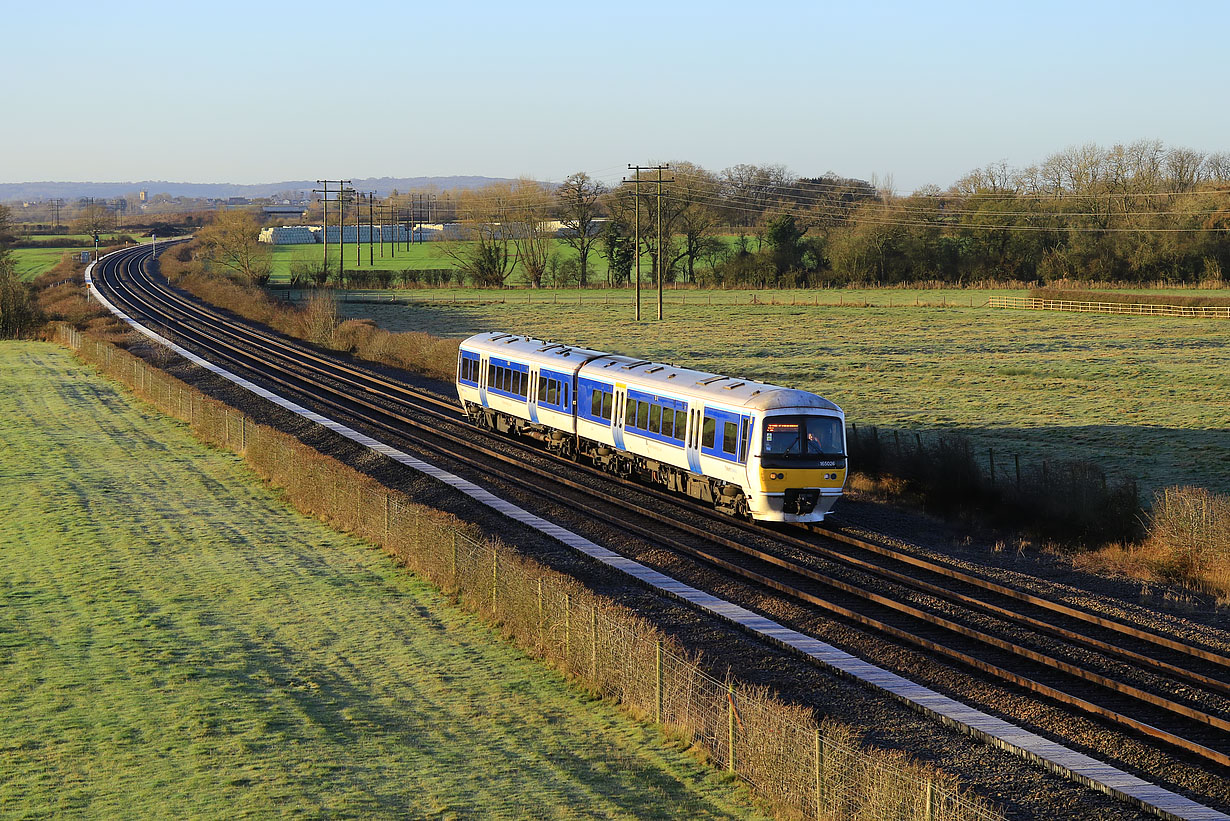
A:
461 332 612 365
459 332 842 414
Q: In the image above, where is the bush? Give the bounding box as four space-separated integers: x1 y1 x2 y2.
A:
848 425 1141 546
1145 487 1230 589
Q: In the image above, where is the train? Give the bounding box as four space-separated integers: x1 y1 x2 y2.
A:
455 332 847 523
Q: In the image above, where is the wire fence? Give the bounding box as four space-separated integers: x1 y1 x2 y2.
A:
274 287 990 309
52 323 1004 821
988 295 1230 318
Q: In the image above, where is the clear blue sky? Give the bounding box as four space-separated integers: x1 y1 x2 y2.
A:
4 0 1227 192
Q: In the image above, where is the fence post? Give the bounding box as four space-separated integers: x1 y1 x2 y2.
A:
655 640 663 724
727 682 736 773
537 578 544 646
240 415 246 452
564 593 571 667
988 448 995 488
451 529 458 584
490 546 498 614
384 491 391 545
1015 453 1021 488
925 780 935 821
590 605 598 682
815 728 824 819
224 408 230 447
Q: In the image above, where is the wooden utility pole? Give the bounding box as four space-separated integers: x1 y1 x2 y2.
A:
368 192 375 267
655 165 674 321
313 179 349 280
625 164 671 320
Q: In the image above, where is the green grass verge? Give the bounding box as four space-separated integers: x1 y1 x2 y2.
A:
0 341 768 820
11 248 83 281
330 296 1230 498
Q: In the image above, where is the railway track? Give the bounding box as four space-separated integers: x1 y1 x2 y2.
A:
94 243 1230 780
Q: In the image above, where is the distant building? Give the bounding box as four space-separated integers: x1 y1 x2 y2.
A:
262 205 307 219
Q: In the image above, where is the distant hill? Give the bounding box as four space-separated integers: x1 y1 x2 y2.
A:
0 176 512 202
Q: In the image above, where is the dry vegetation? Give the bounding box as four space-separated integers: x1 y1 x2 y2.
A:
1079 487 1230 601
159 241 459 381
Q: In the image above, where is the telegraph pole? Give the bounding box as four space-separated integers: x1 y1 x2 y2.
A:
337 180 350 282
625 165 670 320
351 189 360 269
624 167 642 320
367 192 375 267
315 181 329 278
655 165 674 321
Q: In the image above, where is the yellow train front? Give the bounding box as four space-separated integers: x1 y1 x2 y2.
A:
742 398 847 523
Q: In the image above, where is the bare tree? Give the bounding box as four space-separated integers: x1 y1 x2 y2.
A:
555 172 606 286
445 182 516 287
73 201 114 238
197 209 273 285
509 179 554 288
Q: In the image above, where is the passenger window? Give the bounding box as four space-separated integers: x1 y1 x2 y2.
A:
488 363 496 386
649 405 661 433
635 401 647 429
549 380 559 404
723 421 738 454
662 408 674 439
739 418 751 462
592 390 603 417
538 375 547 401
675 410 687 441
625 397 636 427
702 417 716 449
601 392 612 420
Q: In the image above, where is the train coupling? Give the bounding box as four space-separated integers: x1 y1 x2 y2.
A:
782 488 820 515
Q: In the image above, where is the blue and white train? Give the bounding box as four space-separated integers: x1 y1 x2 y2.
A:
456 332 847 523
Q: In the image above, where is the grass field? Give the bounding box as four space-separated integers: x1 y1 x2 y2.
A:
11 248 82 281
270 239 647 285
0 341 768 819
331 295 1230 498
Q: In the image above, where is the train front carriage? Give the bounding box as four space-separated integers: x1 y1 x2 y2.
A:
746 402 846 522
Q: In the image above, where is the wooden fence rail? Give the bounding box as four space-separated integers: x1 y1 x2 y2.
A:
988 296 1230 318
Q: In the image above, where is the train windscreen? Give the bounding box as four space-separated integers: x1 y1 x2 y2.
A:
762 416 844 461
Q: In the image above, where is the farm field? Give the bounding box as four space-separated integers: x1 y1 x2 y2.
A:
268 239 621 284
0 342 768 820
11 247 81 280
333 295 1230 498
269 235 765 284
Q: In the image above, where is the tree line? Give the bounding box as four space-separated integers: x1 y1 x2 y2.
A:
439 141 1230 288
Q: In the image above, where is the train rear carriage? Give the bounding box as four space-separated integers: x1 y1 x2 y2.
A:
456 333 608 457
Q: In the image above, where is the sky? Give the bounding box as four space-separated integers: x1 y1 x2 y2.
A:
4 0 1228 193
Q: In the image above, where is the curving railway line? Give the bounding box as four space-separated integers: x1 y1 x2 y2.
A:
91 242 1229 816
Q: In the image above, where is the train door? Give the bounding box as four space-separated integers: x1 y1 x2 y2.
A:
612 383 626 451
528 366 540 423
478 355 489 407
685 405 702 473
